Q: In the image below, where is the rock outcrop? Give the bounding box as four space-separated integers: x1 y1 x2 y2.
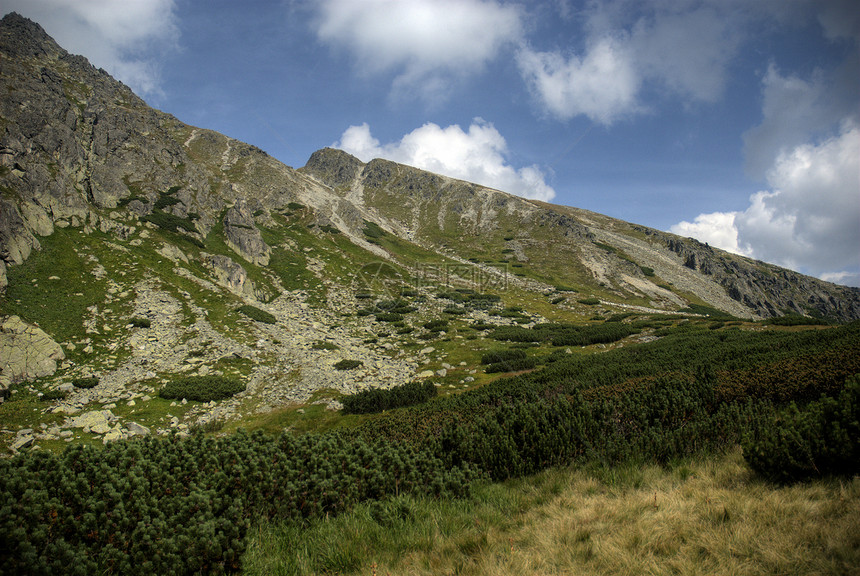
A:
203 253 256 299
0 315 65 383
223 200 270 265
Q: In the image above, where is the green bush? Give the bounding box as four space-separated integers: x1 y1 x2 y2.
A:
129 317 151 328
334 359 363 370
40 389 68 401
743 376 860 482
764 315 828 327
143 210 197 234
480 349 527 365
0 430 474 575
362 220 386 239
342 381 438 414
375 313 404 323
159 376 246 402
237 305 276 324
577 298 600 305
311 341 340 350
484 357 537 373
72 377 99 389
423 319 449 331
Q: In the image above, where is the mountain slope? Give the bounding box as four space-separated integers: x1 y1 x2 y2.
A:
301 147 860 321
1 11 859 450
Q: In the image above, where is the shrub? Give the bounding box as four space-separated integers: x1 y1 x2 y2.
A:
480 349 527 365
159 376 246 402
143 210 197 234
237 305 276 324
311 341 340 350
129 317 151 328
72 377 99 389
484 357 538 373
334 359 363 370
40 389 68 401
765 315 828 327
341 380 438 414
578 298 600 305
423 319 448 331
743 376 860 482
362 220 386 239
375 313 404 323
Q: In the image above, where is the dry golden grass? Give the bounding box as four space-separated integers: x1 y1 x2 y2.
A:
366 448 860 576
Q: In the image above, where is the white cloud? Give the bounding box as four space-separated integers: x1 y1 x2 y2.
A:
670 212 749 256
628 4 741 104
335 120 556 202
314 0 522 100
742 64 858 178
517 1 748 124
671 121 860 285
817 0 860 43
2 0 180 97
517 36 641 124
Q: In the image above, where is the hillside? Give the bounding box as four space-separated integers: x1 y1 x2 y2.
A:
0 12 859 576
1 9 859 444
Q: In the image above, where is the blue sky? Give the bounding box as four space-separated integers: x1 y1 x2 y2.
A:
3 0 859 286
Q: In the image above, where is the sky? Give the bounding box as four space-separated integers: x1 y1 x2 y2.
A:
3 0 859 286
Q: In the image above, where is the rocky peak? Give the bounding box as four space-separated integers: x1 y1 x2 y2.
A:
301 147 365 188
0 12 59 59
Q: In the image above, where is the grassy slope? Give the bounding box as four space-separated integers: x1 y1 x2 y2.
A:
243 448 860 576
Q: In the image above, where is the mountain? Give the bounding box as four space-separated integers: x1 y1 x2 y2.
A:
1 11 859 444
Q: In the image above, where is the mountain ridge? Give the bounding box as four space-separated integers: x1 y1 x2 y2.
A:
0 7 858 409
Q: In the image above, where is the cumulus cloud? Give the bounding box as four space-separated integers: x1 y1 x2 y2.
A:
672 121 860 285
517 36 641 124
2 0 180 97
742 63 858 178
335 120 556 202
669 212 749 256
314 0 522 100
517 1 748 124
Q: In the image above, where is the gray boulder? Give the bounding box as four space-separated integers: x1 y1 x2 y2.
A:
0 315 65 382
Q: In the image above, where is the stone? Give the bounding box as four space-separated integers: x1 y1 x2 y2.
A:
416 370 434 378
90 422 111 435
202 253 256 298
11 435 33 451
70 409 114 431
126 421 150 436
102 428 123 444
436 368 448 377
0 315 65 382
157 242 189 263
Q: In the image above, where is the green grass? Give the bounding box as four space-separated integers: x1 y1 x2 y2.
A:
1 228 110 344
242 448 860 576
